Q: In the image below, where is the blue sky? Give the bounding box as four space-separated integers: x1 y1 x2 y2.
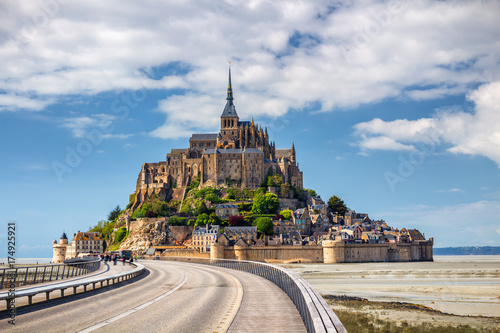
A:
0 0 499 257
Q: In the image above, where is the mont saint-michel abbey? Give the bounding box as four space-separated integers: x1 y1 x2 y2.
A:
133 66 303 209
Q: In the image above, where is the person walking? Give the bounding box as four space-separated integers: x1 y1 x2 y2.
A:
113 255 117 266
121 257 125 266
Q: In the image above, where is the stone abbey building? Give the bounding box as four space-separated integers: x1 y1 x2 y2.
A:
133 66 303 209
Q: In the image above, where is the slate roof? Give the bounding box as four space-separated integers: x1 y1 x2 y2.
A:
216 204 239 208
238 121 250 127
202 148 263 154
60 232 68 240
408 229 425 241
73 232 102 241
190 134 218 140
225 226 257 232
275 149 292 159
170 149 188 153
221 100 238 117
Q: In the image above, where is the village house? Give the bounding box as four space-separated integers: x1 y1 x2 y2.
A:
273 220 296 234
52 231 103 263
192 224 220 252
215 204 239 219
310 213 330 232
224 226 257 242
292 208 312 235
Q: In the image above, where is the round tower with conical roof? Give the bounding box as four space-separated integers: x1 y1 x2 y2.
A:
52 231 68 263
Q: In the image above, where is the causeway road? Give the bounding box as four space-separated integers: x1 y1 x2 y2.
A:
0 260 306 332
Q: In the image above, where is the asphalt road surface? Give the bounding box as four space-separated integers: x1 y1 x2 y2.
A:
0 260 306 332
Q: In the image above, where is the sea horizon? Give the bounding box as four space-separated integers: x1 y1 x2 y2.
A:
1 254 499 266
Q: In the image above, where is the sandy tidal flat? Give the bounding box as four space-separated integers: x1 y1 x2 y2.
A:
283 255 500 318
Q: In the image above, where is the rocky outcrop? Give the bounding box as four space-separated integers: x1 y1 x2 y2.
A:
118 218 194 254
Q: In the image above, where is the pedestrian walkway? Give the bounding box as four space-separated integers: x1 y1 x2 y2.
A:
222 268 307 333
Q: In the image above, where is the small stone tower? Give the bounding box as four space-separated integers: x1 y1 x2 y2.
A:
52 231 68 263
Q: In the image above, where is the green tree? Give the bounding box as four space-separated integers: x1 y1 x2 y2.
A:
254 217 274 236
305 189 317 197
196 213 209 226
206 193 223 203
327 195 347 216
252 192 280 214
226 188 236 200
261 167 273 187
89 220 106 233
169 216 185 226
280 209 293 220
280 183 291 198
108 205 122 221
208 212 222 225
194 201 209 216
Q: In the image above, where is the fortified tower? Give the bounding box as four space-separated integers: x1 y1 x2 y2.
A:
52 231 68 263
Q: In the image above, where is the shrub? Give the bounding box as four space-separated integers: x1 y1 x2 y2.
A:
237 202 253 212
206 193 223 203
114 227 128 243
274 214 285 221
169 216 186 226
229 215 245 226
280 209 293 220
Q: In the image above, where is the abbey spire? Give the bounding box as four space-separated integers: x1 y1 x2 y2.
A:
226 62 233 101
221 62 238 118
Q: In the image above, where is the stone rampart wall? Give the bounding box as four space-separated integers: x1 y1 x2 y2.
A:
213 241 433 263
160 249 210 259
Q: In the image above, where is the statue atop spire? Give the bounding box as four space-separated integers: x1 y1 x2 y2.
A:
226 61 233 101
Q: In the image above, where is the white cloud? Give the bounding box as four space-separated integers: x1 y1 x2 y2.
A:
59 114 116 138
436 188 465 193
0 0 498 140
353 81 500 167
24 163 51 171
376 200 500 247
102 133 133 139
358 135 415 151
0 93 54 111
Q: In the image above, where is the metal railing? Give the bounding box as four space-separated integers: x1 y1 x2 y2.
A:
149 256 346 333
0 262 145 310
0 259 101 290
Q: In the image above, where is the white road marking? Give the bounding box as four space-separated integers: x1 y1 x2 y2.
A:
77 272 189 333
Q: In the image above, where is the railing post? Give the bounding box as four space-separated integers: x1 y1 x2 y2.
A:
0 268 5 289
33 267 38 285
23 268 28 286
42 266 47 283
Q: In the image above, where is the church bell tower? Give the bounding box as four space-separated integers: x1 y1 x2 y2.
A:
219 62 239 149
